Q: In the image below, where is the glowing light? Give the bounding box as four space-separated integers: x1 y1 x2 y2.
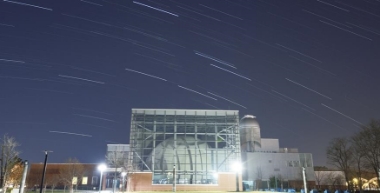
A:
231 161 242 173
98 163 107 172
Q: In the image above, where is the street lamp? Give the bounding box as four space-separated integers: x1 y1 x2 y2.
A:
231 161 242 192
40 150 52 193
98 164 107 193
302 167 307 193
121 172 126 192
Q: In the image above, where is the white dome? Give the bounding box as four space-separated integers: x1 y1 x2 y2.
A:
239 115 261 152
240 115 260 128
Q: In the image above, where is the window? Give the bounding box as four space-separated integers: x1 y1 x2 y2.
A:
92 176 98 185
72 177 78 185
82 176 88 185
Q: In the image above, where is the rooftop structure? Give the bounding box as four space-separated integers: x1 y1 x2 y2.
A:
239 115 315 190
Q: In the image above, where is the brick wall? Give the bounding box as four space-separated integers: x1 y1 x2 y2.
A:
128 172 242 191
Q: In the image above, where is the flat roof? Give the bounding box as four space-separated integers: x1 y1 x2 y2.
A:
131 108 239 116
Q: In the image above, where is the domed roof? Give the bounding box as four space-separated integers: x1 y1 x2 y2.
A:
240 115 260 127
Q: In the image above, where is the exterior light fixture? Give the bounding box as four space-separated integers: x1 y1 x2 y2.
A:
98 164 107 193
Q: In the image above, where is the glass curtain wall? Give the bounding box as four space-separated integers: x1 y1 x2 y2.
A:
129 109 241 185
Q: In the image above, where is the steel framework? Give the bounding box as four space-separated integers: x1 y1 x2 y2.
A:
129 109 241 185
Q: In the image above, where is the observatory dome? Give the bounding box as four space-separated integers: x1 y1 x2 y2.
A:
240 115 260 128
239 115 261 152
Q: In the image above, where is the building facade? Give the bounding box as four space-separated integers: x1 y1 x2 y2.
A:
26 163 99 191
104 144 130 190
240 115 316 191
128 109 242 191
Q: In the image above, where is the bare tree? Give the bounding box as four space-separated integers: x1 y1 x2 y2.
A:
326 137 353 189
255 166 263 190
7 158 23 187
351 133 369 192
45 175 60 193
26 165 43 191
106 150 127 192
1 134 21 191
58 158 84 193
335 174 344 187
124 163 140 192
325 171 335 185
315 171 327 189
353 119 380 187
325 172 338 188
276 174 284 190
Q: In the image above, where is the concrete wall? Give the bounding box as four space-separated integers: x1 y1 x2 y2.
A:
128 172 242 191
245 152 315 182
255 138 280 152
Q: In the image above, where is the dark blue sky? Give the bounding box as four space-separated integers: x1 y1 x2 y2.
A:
1 0 379 166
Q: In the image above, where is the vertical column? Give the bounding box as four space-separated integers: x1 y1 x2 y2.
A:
19 160 28 193
39 151 49 193
235 112 241 163
173 111 177 188
152 119 156 172
129 113 133 169
302 167 307 193
172 165 176 192
204 111 208 180
214 111 218 172
194 113 198 185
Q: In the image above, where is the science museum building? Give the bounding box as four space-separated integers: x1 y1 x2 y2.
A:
126 108 315 191
127 108 242 191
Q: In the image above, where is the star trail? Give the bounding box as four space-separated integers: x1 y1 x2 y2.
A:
0 0 379 166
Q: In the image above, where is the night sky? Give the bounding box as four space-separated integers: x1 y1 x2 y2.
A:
1 0 379 167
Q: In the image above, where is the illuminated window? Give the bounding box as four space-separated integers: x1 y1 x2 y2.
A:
72 177 78 185
82 177 88 185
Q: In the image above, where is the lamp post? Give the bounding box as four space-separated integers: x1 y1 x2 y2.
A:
0 146 3 188
98 164 107 193
302 167 307 193
40 151 52 193
121 172 126 192
19 160 28 193
232 161 242 192
172 165 176 192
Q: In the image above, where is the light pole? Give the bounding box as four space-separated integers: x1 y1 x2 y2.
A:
232 161 242 192
0 145 4 188
121 172 126 192
40 151 52 193
172 165 176 192
19 160 28 193
302 167 307 193
98 164 107 193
